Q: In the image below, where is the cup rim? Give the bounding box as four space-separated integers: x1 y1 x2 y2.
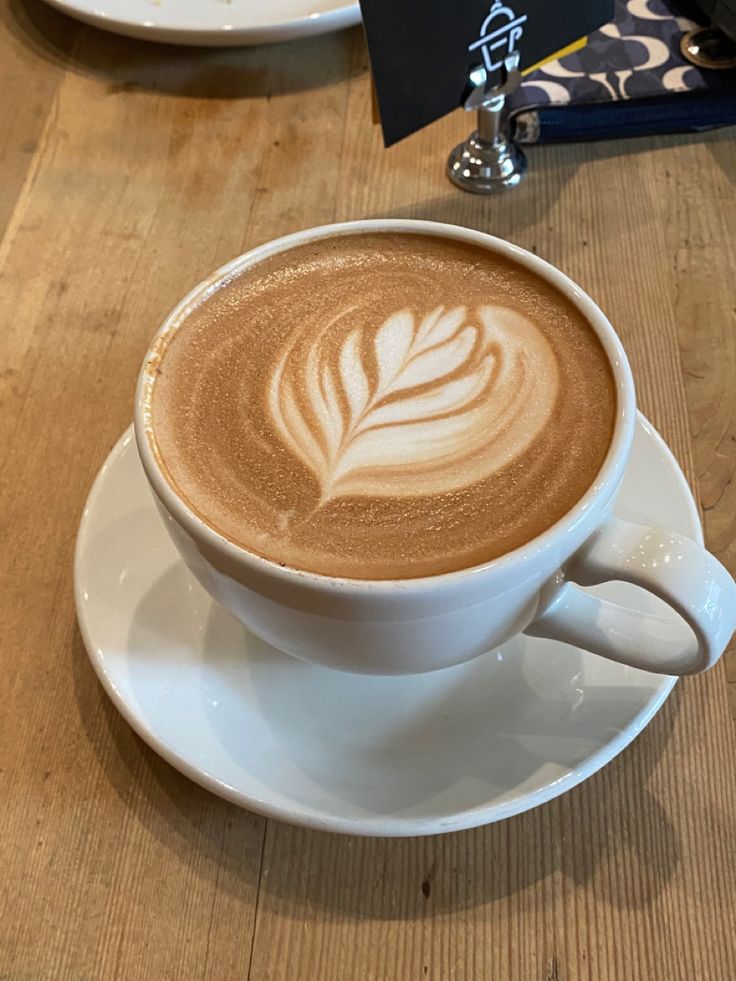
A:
134 218 636 593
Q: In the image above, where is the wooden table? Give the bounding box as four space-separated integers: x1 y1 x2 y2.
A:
2 3 735 978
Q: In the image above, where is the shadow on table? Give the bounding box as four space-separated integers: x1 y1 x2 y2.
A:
3 0 365 98
72 613 683 921
369 126 735 240
704 128 736 186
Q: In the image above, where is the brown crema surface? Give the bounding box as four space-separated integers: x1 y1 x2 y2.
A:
150 233 616 578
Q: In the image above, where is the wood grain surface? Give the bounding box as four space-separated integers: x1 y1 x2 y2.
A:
1 3 734 978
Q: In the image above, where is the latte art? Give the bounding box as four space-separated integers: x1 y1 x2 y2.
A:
268 304 559 500
150 232 616 578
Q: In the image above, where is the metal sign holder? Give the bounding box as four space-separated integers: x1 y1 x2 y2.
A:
447 50 527 194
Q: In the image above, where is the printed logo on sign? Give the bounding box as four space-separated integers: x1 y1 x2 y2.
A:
468 2 528 72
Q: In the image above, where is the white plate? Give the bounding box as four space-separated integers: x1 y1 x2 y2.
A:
75 414 698 836
41 0 361 45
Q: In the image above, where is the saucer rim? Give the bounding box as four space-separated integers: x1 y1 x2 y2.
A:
40 0 361 46
75 412 694 836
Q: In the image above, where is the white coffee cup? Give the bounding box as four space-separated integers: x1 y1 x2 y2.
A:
135 219 736 676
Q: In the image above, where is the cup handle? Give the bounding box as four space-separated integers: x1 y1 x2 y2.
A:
524 517 736 674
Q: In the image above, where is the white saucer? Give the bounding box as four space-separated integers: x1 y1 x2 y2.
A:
75 414 699 836
41 0 360 46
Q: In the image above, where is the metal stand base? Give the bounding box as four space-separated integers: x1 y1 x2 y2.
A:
447 55 527 195
447 129 526 193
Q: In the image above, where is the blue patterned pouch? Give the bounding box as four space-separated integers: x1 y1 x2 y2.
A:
509 0 736 143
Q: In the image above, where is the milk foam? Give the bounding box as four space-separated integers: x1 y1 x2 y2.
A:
267 304 559 500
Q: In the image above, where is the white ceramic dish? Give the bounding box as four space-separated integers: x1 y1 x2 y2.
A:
41 0 361 46
75 414 697 836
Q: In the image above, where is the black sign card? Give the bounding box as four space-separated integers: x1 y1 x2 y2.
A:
359 0 614 146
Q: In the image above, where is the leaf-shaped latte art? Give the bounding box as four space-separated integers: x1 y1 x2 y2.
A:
267 305 559 501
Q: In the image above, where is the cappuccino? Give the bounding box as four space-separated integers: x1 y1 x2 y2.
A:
148 232 616 578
